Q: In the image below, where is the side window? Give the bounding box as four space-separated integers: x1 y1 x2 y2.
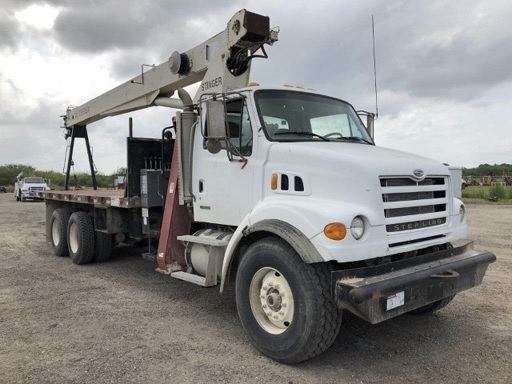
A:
226 99 253 156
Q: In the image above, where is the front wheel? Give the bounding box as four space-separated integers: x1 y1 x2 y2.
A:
235 237 342 364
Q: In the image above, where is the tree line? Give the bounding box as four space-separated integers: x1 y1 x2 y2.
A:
462 163 512 177
0 164 126 189
1 163 510 189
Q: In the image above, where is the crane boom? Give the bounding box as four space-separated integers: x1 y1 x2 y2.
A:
65 9 278 128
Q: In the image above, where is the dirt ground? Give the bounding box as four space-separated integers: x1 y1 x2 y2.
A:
0 192 510 384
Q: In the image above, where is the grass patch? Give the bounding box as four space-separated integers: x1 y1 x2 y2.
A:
462 185 512 204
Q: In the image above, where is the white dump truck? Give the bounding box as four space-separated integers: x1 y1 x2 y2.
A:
15 173 49 201
37 9 495 363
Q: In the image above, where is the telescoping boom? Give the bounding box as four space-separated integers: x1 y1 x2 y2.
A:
64 9 278 128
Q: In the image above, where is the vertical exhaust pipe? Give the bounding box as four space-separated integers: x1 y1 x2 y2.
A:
176 88 197 206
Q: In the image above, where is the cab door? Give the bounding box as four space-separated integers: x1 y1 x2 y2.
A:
192 98 255 225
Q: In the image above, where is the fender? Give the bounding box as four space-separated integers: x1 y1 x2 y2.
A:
219 218 323 292
244 219 324 263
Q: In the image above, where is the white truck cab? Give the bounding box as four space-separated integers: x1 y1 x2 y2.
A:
15 174 49 201
192 86 466 265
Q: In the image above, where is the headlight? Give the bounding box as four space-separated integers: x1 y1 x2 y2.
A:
350 216 365 240
459 205 466 223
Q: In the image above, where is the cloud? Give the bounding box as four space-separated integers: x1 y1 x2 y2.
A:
52 0 241 54
1 0 512 174
0 5 21 49
374 1 512 102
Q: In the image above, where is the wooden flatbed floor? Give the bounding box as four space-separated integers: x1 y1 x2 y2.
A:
36 189 140 208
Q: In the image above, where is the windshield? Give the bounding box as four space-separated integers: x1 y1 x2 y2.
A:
255 90 373 144
24 177 45 183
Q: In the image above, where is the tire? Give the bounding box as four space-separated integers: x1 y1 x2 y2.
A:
235 237 342 364
67 211 95 265
408 295 455 315
94 231 113 262
50 208 71 256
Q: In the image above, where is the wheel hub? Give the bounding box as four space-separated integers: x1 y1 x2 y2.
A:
69 223 79 253
265 289 282 311
250 267 294 334
52 220 60 245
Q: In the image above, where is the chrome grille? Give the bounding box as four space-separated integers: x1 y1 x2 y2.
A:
380 176 448 235
28 186 45 192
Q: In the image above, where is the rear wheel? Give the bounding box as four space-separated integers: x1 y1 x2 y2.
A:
67 211 95 265
94 231 113 262
50 208 71 256
408 295 455 315
235 237 342 364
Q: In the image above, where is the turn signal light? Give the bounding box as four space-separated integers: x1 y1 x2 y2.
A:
271 173 278 190
324 223 347 241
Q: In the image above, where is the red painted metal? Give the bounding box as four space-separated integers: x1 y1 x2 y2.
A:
156 147 192 272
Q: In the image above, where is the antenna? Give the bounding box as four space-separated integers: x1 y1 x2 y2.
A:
372 15 379 118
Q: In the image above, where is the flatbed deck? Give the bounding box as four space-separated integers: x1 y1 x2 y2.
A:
36 189 140 208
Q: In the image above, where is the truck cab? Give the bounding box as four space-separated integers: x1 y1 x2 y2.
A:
15 175 49 201
194 86 466 264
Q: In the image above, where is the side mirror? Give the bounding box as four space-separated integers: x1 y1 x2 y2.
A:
357 110 375 140
365 114 374 140
205 100 227 154
205 100 227 139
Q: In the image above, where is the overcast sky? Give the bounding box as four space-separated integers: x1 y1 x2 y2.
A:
1 0 511 174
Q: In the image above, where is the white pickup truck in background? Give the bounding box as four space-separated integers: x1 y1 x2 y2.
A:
15 173 50 201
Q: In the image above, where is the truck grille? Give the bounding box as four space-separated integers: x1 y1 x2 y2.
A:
380 176 448 237
28 187 45 192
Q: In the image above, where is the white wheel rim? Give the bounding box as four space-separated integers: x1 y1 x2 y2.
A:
69 222 79 253
249 267 294 335
51 219 60 246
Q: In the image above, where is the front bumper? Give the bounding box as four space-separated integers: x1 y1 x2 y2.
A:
332 242 496 324
21 191 45 199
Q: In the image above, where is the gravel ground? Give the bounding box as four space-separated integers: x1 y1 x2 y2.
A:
0 193 510 384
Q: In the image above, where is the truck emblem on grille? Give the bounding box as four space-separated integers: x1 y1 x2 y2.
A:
412 169 424 179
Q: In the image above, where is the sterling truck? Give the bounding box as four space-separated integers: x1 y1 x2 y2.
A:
37 10 496 363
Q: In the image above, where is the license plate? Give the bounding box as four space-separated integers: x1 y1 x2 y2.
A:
386 291 405 311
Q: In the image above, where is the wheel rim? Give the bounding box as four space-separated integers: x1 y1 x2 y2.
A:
249 267 294 335
69 222 79 253
51 219 60 246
